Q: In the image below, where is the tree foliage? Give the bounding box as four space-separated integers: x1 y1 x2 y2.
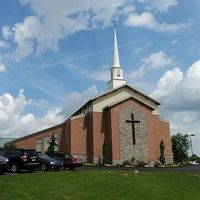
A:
1 142 16 151
159 140 165 165
171 133 190 164
102 139 109 164
46 134 58 154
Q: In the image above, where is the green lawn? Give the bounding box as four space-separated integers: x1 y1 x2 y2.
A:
0 170 200 200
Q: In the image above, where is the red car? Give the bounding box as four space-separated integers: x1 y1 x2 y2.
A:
47 153 83 170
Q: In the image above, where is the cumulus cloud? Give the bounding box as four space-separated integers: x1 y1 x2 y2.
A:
0 89 64 137
151 59 200 154
2 25 12 39
128 51 172 80
187 60 200 79
3 0 130 61
125 12 190 32
150 68 183 98
0 62 6 72
0 85 99 137
61 84 99 117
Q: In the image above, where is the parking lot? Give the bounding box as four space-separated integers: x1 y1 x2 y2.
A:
2 164 200 176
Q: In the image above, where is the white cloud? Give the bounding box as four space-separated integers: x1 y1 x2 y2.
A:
0 62 6 72
0 41 9 48
61 84 99 117
4 0 129 61
0 85 99 137
81 70 110 82
128 51 172 80
79 64 110 82
151 0 178 12
186 60 200 79
150 67 183 98
151 59 200 154
142 51 172 69
125 12 190 32
0 89 64 137
2 25 12 39
146 0 178 12
11 16 41 61
170 39 178 45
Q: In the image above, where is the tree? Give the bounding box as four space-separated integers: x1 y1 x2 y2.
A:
46 134 58 154
102 139 109 164
159 140 165 165
1 142 16 151
171 133 190 164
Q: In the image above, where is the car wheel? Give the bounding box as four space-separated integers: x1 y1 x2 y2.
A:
41 164 48 171
11 163 19 173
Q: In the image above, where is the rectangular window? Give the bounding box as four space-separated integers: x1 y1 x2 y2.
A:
36 139 42 152
44 136 50 152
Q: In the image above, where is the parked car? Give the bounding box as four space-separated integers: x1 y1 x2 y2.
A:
38 154 63 171
1 148 40 173
0 156 9 174
47 153 83 170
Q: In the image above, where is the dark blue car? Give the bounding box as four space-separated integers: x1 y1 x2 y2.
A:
39 154 63 171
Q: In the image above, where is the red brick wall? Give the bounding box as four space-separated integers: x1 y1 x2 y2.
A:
92 112 105 162
108 98 172 163
65 121 71 154
13 124 64 153
12 97 172 164
70 116 87 156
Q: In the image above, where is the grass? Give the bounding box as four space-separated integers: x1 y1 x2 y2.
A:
0 170 200 200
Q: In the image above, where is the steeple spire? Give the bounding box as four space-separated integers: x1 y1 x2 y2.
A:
113 21 120 67
108 22 126 90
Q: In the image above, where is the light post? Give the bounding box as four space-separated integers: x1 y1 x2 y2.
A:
189 134 195 156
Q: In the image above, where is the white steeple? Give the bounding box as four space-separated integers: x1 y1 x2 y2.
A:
108 22 126 90
113 22 120 67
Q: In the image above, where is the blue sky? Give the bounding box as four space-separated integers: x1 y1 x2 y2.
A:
0 0 200 155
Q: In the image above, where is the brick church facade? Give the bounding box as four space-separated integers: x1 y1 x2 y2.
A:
12 25 173 165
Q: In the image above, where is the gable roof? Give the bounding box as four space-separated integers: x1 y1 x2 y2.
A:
70 83 160 118
91 83 160 104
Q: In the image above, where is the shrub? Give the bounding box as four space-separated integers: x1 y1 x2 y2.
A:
130 156 135 166
123 160 131 166
102 139 109 164
159 140 165 165
136 160 146 167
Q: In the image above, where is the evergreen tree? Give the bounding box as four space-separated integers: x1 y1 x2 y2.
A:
102 139 109 164
46 134 58 154
159 140 165 165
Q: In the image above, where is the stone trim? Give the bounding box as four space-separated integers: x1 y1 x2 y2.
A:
119 106 149 164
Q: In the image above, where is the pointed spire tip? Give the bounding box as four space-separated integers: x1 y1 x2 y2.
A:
113 20 116 28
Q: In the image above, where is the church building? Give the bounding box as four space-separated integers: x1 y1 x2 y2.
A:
13 25 173 165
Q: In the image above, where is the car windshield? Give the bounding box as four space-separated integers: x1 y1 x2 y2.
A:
25 150 38 157
65 154 73 158
40 154 51 159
